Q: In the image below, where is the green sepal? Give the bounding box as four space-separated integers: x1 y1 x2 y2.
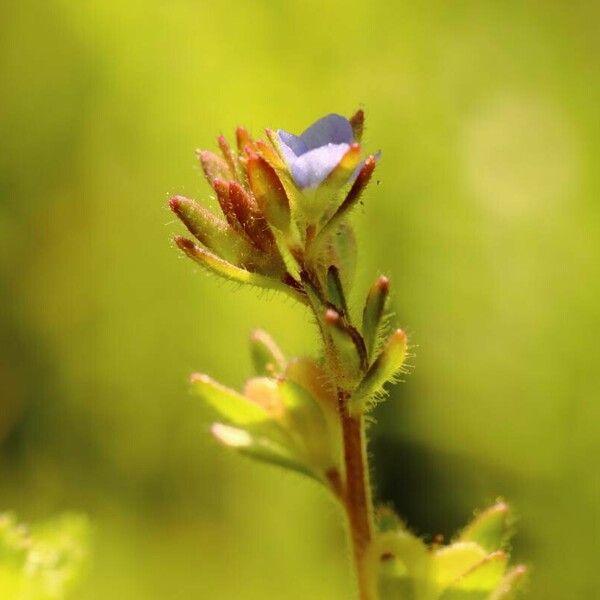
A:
210 422 319 482
362 275 390 360
249 329 286 377
312 155 377 253
458 502 513 552
190 373 269 425
349 329 408 414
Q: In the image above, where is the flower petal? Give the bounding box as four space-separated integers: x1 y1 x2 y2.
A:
291 143 350 189
277 130 307 165
300 114 354 150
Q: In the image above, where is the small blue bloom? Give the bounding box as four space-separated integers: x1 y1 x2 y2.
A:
277 114 355 189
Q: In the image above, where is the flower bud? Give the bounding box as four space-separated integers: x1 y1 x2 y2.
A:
235 127 255 155
217 134 238 179
228 181 277 253
197 150 232 188
169 195 239 261
247 155 291 233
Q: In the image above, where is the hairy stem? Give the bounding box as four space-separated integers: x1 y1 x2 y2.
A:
339 390 375 600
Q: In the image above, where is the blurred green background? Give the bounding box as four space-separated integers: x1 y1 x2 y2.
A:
1 1 598 598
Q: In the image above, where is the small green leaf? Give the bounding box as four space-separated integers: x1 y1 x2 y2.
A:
249 329 286 377
362 275 390 359
211 423 318 481
439 552 507 599
433 542 488 591
324 308 366 386
488 566 528 599
191 373 269 425
277 379 334 470
458 502 513 552
349 329 408 414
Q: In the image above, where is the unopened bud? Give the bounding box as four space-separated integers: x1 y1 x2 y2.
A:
228 181 276 253
247 155 291 232
217 134 238 178
235 127 255 156
169 195 226 252
197 150 232 187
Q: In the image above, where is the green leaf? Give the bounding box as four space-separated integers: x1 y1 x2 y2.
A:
277 379 335 470
458 502 513 552
362 275 390 360
349 329 408 414
249 329 286 377
324 308 366 385
433 542 488 590
211 423 318 481
488 566 528 600
191 373 269 425
439 552 508 599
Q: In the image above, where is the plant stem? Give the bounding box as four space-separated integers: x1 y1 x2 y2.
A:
339 390 375 600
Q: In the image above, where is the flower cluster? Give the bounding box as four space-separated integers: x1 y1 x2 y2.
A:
170 112 376 301
170 112 527 599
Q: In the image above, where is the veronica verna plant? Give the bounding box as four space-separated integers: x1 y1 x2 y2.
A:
169 112 528 599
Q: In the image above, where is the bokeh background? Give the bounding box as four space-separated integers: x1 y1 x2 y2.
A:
1 1 598 598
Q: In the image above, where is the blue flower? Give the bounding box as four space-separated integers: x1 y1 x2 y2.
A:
277 114 356 189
